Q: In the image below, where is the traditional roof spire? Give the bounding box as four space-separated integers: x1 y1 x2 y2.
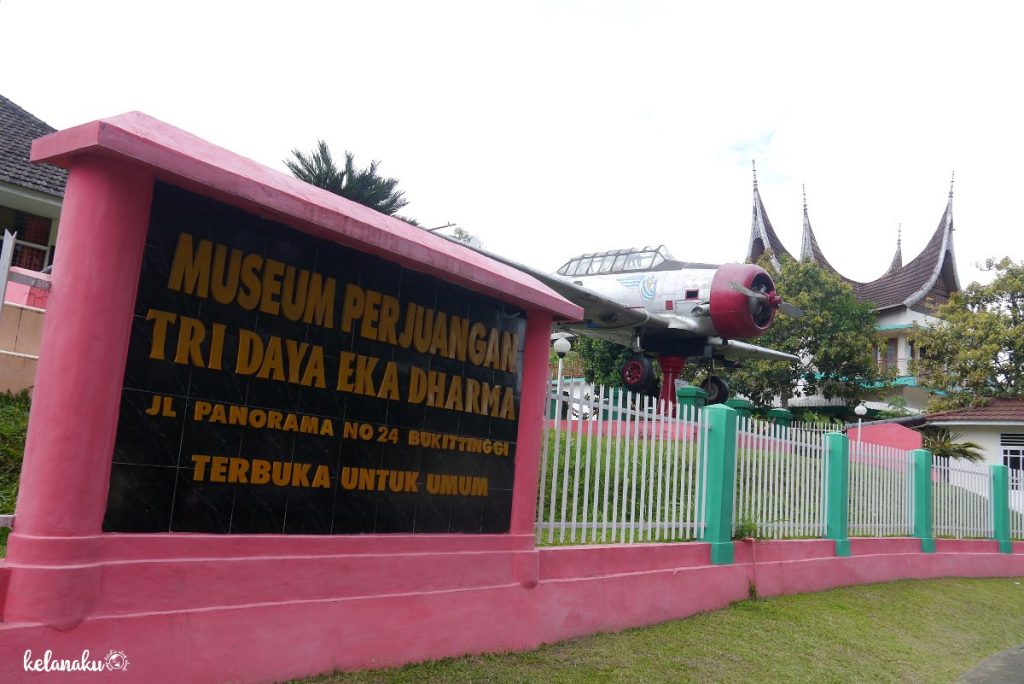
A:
884 222 903 275
745 161 786 270
800 184 813 262
949 171 955 199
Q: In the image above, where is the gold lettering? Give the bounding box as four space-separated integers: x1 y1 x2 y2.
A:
237 253 264 310
259 258 286 315
191 454 211 480
208 323 226 370
377 294 400 345
210 244 242 304
468 323 487 365
146 309 177 361
336 352 355 392
174 315 206 368
251 459 271 484
360 288 382 340
228 457 249 483
304 274 335 329
209 456 228 483
167 233 211 298
280 266 309 322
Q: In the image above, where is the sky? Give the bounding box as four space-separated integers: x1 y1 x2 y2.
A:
3 0 1022 286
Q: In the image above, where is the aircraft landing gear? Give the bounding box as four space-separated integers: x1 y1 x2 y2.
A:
701 375 729 405
620 354 655 393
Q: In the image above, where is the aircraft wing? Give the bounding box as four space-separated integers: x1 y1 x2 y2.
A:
706 338 799 363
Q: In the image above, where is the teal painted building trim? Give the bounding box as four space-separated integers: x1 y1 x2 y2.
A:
699 404 737 565
875 323 913 331
991 464 1013 554
824 432 851 556
911 449 936 553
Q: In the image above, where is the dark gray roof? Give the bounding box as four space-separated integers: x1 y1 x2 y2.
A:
746 186 960 312
0 94 66 197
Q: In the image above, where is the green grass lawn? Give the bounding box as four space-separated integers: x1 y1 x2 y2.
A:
296 577 1024 683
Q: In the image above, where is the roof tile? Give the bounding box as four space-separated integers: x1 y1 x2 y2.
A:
927 398 1024 423
0 94 67 197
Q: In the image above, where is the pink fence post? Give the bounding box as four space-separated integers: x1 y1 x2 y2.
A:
5 156 153 626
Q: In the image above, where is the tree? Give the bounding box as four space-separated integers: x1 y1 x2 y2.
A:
574 336 636 388
919 427 985 462
721 255 879 408
910 258 1024 410
285 140 411 218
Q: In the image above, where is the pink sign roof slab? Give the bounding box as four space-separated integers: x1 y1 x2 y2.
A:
30 111 581 321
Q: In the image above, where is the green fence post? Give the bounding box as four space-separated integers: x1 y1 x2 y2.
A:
676 385 707 410
824 432 851 557
991 464 1012 554
767 407 792 428
699 403 737 564
912 448 936 553
724 398 753 418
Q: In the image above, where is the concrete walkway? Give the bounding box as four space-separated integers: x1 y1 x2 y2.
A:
959 645 1024 683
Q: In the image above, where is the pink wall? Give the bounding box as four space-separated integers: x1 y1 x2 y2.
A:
0 538 1021 682
2 268 50 309
848 423 922 451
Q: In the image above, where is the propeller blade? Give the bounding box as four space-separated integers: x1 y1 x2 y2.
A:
729 281 768 302
778 301 804 318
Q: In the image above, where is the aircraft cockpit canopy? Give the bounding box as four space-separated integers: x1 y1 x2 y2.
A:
556 245 677 276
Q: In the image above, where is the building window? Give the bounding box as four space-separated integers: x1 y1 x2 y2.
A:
877 337 899 372
1003 434 1024 488
0 206 55 271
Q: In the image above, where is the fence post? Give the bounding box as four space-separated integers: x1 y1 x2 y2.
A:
767 407 792 427
911 448 936 553
676 385 707 410
824 432 851 557
699 403 737 564
991 464 1012 554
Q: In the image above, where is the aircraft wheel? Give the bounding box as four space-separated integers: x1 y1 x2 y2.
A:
701 376 730 405
620 355 655 393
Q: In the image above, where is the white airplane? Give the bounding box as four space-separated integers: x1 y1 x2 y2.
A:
466 243 802 406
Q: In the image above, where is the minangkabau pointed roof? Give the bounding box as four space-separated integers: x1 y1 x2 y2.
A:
745 172 961 313
747 162 787 271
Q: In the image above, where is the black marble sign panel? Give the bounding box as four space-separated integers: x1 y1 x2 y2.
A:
103 182 525 534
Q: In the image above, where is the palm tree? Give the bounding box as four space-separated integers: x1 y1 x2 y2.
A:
285 141 411 218
920 427 985 462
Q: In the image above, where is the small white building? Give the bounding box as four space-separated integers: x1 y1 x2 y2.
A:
924 399 1024 469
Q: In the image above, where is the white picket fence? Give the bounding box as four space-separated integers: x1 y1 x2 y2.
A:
933 457 993 539
733 416 828 539
1010 466 1024 540
848 440 914 537
535 380 1010 546
536 385 707 544
790 420 838 435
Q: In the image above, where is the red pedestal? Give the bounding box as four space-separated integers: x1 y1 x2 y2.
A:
658 355 687 406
